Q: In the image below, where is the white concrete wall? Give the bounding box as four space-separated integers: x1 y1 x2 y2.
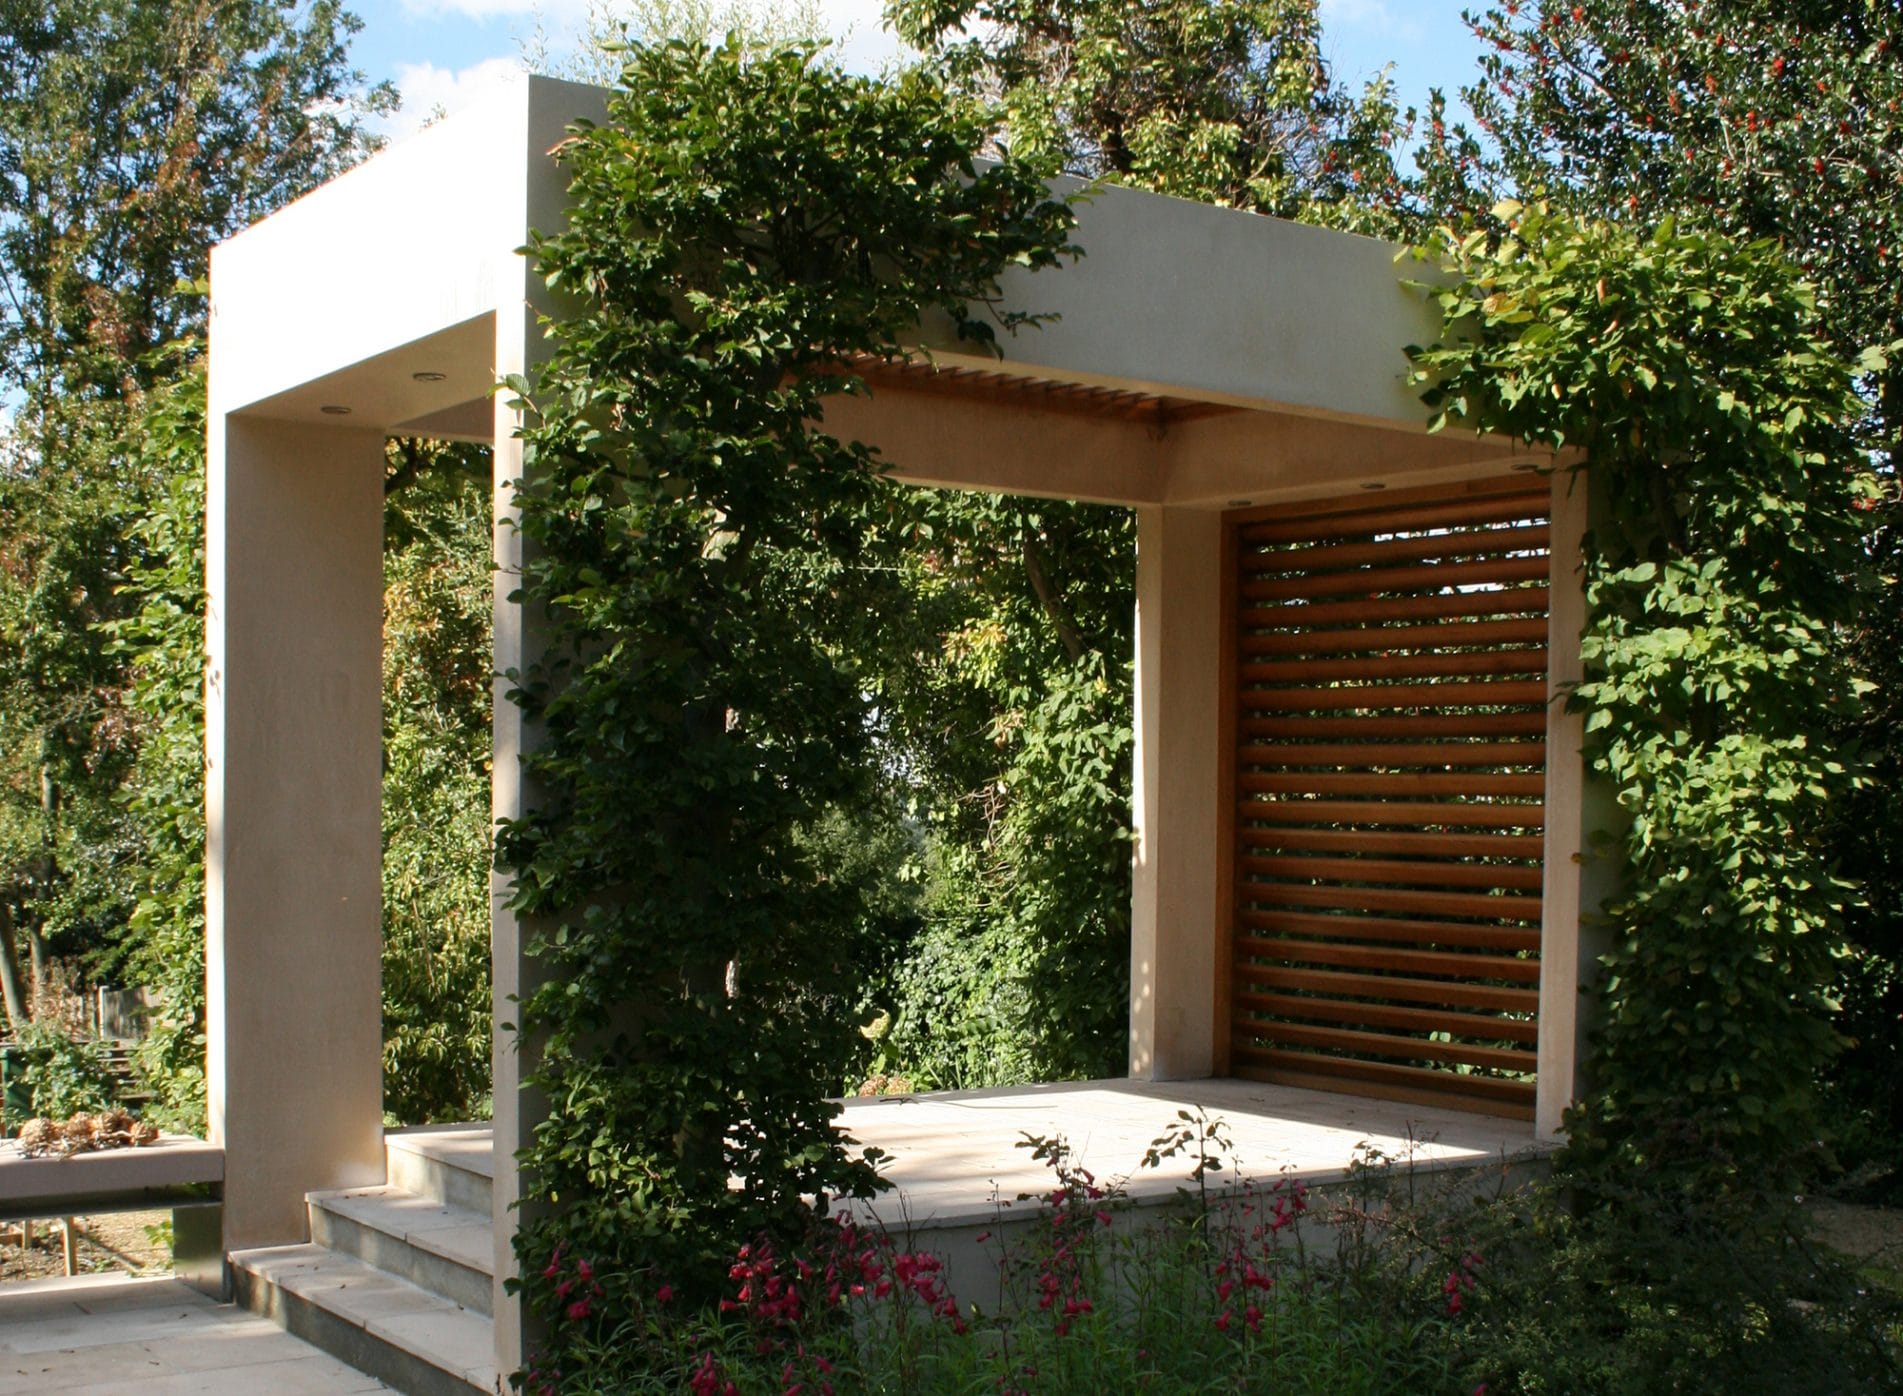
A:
204 415 388 1248
1129 507 1225 1079
485 74 611 1377
920 181 1450 427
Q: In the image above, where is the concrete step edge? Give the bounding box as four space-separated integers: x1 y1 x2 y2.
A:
305 1189 493 1317
230 1243 498 1396
383 1130 493 1215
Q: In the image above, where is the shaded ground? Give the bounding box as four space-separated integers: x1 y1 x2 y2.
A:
0 1210 170 1285
1804 1197 1903 1289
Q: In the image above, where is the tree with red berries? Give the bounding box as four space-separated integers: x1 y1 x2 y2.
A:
1420 1 1903 1178
1438 2 1900 459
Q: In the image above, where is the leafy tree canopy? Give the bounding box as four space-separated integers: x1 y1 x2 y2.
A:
0 0 394 410
888 0 1411 232
1437 1 1902 459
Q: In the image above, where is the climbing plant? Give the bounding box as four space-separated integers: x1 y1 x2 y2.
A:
499 34 1075 1336
1408 203 1880 1193
106 357 208 1132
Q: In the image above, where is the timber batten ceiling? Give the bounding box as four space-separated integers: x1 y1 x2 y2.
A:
844 354 1242 427
1225 474 1552 1120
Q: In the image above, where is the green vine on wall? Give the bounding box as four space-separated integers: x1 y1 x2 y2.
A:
498 36 1076 1338
1408 203 1884 1193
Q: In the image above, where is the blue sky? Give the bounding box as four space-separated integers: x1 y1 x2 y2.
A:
346 0 1493 143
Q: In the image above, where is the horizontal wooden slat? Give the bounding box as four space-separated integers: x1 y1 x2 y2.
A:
1241 880 1543 922
1241 647 1547 685
1241 523 1551 576
1242 554 1550 602
1238 488 1551 546
1241 616 1551 657
1240 826 1544 862
1239 680 1550 713
1226 478 1552 1118
1243 1019 1537 1074
1234 473 1545 526
1232 1052 1536 1115
1239 797 1546 830
1242 711 1550 740
1235 935 1542 979
1235 991 1539 1043
1241 770 1545 798
1237 962 1540 1012
1240 853 1545 892
1239 741 1544 771
1238 586 1548 631
1237 908 1541 951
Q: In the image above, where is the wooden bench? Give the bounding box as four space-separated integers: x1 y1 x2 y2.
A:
0 1135 223 1294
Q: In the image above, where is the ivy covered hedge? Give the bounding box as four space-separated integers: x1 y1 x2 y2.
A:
498 37 1076 1337
1409 203 1882 1193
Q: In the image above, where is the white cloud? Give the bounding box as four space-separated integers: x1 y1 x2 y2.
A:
1319 0 1425 45
383 56 526 141
401 0 583 20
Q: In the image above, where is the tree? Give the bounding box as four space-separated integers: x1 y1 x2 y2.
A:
1432 0 1903 1178
889 0 1410 233
1446 1 1901 459
0 0 390 1036
0 0 394 409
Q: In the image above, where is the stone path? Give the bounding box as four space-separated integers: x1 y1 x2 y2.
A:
0 1272 390 1394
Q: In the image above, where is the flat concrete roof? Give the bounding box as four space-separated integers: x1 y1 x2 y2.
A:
208 74 1532 508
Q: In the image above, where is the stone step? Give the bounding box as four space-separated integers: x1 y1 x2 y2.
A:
384 1126 493 1217
308 1185 494 1317
230 1243 497 1396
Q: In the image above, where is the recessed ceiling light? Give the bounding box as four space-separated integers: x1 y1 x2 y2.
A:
411 370 447 383
319 404 352 415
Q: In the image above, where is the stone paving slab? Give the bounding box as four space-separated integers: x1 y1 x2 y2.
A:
0 1274 388 1394
837 1076 1547 1226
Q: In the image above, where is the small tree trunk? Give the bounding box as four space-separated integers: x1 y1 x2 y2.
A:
0 903 30 1031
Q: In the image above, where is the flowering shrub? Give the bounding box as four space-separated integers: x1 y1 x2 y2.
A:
528 1123 1479 1394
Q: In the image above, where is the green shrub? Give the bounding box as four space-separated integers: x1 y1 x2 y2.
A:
3 1020 116 1130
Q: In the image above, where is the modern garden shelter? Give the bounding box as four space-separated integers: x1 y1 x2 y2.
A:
203 75 1600 1387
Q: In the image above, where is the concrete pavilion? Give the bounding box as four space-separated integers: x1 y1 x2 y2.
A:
196 74 1596 1389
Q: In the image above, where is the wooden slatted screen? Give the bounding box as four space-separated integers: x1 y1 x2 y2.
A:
1225 475 1550 1120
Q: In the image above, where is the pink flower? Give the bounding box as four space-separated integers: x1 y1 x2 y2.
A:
656 1284 674 1304
566 1298 592 1322
1215 1310 1233 1332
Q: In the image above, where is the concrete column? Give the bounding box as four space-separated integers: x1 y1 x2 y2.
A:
205 414 387 1250
1534 463 1618 1140
1128 505 1224 1080
488 352 545 1374
488 76 605 1375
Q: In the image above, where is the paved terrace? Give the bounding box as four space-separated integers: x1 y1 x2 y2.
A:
0 1273 387 1394
838 1077 1545 1231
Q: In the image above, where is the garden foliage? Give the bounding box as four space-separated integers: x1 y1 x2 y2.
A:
498 35 1076 1326
889 0 1410 234
1409 202 1878 1190
104 360 209 1133
1418 1 1903 1175
380 442 497 1126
